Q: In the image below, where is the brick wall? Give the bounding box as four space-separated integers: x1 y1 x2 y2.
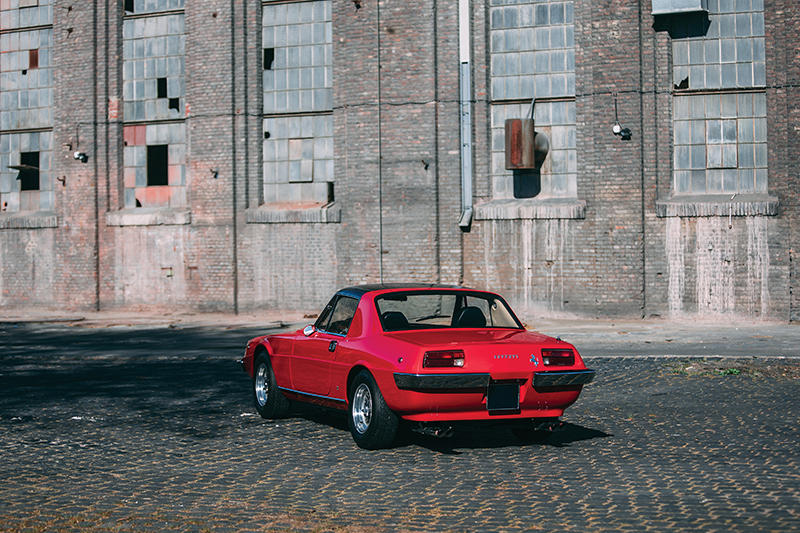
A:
0 0 796 321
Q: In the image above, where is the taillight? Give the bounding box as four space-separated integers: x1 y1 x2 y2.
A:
541 349 574 366
423 350 465 368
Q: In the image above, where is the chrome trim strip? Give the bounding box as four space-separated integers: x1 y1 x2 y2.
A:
278 386 347 403
533 369 596 387
394 372 491 391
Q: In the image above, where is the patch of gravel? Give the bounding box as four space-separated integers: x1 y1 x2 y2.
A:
664 358 800 379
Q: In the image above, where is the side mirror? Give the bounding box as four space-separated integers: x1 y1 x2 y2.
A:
303 324 315 336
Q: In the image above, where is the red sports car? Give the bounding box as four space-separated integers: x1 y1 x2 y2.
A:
241 284 595 449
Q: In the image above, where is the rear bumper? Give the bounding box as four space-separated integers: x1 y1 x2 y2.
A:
393 369 596 391
394 372 490 391
533 369 595 387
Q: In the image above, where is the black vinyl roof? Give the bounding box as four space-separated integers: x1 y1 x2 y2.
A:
338 283 467 299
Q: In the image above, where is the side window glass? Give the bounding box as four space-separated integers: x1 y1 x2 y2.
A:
314 296 337 331
325 296 359 336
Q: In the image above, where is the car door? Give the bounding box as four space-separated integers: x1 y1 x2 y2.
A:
291 295 359 397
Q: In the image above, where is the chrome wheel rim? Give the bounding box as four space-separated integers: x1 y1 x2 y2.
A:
255 363 269 407
352 383 372 434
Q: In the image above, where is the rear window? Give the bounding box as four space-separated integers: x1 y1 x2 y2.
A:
374 291 522 332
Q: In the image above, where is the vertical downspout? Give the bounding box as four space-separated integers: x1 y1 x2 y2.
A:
93 0 100 310
458 0 473 229
230 0 239 313
377 0 384 282
637 0 647 318
433 1 441 283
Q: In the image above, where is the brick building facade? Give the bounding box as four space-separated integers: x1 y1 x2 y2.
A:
1 0 797 321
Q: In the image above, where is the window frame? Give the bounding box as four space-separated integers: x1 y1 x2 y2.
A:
315 295 359 337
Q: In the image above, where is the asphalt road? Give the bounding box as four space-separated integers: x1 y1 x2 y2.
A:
0 322 798 531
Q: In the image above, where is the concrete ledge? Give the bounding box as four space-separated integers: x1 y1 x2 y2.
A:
105 208 191 226
0 211 58 229
245 202 341 224
474 198 586 220
656 194 779 217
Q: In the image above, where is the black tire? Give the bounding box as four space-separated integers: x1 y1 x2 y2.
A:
348 370 399 449
253 353 289 419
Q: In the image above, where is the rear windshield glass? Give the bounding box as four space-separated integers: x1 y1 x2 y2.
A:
374 291 523 332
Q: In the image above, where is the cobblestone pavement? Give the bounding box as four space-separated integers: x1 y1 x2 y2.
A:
0 323 798 532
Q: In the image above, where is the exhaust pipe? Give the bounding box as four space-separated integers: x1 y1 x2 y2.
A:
531 418 564 432
412 423 455 439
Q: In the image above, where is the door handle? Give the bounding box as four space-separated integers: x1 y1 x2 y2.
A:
328 340 337 352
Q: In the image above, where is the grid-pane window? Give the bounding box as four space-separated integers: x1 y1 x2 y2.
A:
672 1 766 90
0 131 53 213
123 123 186 208
263 0 332 114
489 0 574 100
488 0 576 200
122 6 186 209
673 93 767 194
122 14 185 122
0 27 53 131
262 0 334 206
0 1 54 214
671 1 768 195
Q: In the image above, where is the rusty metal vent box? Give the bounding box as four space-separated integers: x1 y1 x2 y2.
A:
505 118 536 170
652 0 707 15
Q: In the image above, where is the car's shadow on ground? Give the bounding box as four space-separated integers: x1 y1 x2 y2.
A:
287 403 610 454
396 422 611 455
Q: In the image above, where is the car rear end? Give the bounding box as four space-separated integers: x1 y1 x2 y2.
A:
385 333 594 422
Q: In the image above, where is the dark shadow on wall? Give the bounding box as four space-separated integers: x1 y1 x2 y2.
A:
513 169 541 199
652 12 711 39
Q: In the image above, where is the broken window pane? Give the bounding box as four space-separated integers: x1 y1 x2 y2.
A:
147 145 169 186
157 78 167 98
264 48 275 70
19 152 40 191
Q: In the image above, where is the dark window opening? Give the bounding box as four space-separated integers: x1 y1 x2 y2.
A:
18 152 40 191
168 98 180 111
157 77 167 98
28 49 39 69
264 48 275 70
124 0 134 13
513 169 541 199
147 145 168 186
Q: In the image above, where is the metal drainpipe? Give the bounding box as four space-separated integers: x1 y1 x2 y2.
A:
458 0 473 230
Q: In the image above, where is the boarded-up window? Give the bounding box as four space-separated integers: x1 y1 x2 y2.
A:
28 49 39 70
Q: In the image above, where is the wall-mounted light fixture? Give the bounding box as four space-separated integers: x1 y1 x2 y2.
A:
72 123 90 162
612 93 632 141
